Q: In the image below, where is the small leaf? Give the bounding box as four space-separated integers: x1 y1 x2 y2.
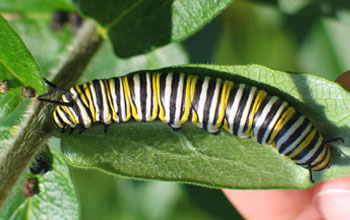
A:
0 151 79 220
61 64 350 189
0 15 45 94
75 0 232 57
0 0 75 12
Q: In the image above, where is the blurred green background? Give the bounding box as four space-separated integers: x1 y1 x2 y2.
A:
71 1 350 219
3 0 350 219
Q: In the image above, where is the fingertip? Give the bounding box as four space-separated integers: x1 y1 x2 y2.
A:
223 189 315 220
313 177 350 220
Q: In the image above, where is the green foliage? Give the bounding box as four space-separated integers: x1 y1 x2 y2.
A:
0 0 74 12
0 151 79 220
0 15 44 117
8 18 74 77
185 185 241 219
0 16 74 141
1 0 350 219
76 0 233 57
0 15 44 93
72 168 232 220
213 2 298 70
298 19 350 80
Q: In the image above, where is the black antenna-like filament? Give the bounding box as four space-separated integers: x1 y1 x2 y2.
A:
37 78 74 107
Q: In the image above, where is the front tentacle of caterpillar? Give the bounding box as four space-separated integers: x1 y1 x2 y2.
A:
50 72 335 183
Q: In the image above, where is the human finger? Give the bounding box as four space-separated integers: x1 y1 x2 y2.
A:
223 189 322 220
313 177 350 220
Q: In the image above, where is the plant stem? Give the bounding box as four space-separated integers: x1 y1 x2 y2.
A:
0 19 103 208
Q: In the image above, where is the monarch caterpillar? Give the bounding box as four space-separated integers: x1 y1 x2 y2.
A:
38 71 341 183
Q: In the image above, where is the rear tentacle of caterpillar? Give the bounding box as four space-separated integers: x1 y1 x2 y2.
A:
39 72 340 183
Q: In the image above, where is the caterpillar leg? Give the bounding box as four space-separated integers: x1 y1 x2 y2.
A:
170 125 182 132
60 125 68 133
212 130 220 135
79 127 86 134
69 127 75 134
308 163 315 183
104 124 109 133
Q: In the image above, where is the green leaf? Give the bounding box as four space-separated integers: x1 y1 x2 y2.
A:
0 151 79 220
75 0 232 57
0 15 45 94
0 0 75 12
61 64 350 189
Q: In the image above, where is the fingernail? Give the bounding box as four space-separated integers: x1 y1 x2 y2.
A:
314 179 350 220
